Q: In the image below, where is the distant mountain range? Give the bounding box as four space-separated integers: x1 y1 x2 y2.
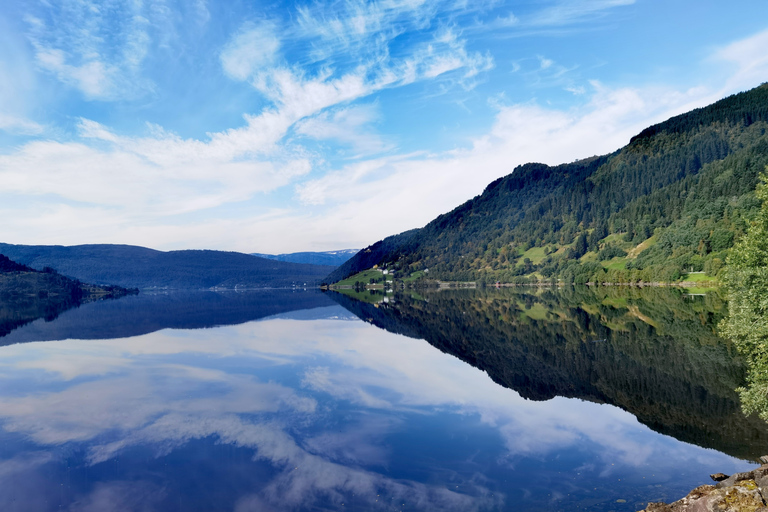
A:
328 82 768 285
251 249 358 267
0 243 334 290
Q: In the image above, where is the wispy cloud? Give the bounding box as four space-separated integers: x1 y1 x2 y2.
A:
295 104 393 157
220 22 281 81
712 28 768 94
529 0 636 26
23 0 174 100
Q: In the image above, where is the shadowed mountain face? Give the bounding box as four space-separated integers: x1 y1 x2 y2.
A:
327 286 768 461
0 254 137 339
0 243 334 290
0 289 342 346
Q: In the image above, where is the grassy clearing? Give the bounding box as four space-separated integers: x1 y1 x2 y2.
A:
520 246 548 264
628 305 659 328
602 257 628 270
682 286 719 294
402 270 426 283
602 296 628 308
333 269 384 286
627 235 657 259
515 302 550 321
580 304 600 315
601 233 632 248
580 251 598 263
680 272 718 283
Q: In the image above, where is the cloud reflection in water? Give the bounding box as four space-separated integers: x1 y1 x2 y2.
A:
0 317 750 510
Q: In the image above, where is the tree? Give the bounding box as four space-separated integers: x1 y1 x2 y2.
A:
720 170 768 420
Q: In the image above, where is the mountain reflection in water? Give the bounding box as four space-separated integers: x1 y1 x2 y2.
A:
328 286 768 461
0 287 762 511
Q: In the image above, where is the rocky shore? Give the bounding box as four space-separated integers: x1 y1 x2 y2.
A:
642 467 768 511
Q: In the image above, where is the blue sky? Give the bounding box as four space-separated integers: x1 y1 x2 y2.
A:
1 0 767 253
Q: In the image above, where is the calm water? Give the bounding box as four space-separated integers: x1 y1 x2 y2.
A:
0 287 764 511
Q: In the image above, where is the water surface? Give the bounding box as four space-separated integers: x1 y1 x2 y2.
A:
0 287 762 511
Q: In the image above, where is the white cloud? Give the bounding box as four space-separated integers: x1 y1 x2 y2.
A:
0 114 44 135
712 28 768 94
0 8 495 251
295 104 392 156
220 22 281 81
286 80 716 250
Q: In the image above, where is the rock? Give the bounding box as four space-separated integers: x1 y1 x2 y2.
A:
644 503 673 512
641 481 766 512
716 471 756 489
710 473 729 482
756 473 768 503
759 455 768 465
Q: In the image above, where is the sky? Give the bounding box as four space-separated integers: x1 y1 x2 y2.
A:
1 0 767 254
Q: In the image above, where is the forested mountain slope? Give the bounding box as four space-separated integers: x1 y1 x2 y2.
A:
327 83 768 285
0 244 334 290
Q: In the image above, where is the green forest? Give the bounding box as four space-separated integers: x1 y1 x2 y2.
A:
327 83 768 286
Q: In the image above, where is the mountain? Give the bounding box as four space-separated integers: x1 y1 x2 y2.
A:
0 253 135 338
327 83 768 285
326 287 768 461
251 249 359 267
0 244 334 290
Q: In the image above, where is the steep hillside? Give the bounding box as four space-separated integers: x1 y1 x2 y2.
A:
330 83 768 285
0 244 334 290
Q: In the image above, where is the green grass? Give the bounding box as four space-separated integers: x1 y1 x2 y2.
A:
402 270 426 283
520 246 548 264
602 233 631 248
627 235 657 259
602 257 628 270
682 286 719 294
680 272 718 283
334 269 385 286
602 296 628 308
520 303 550 321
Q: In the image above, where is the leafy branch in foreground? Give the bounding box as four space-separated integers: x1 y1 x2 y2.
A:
720 169 768 420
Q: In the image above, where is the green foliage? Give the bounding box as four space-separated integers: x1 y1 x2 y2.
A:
720 171 768 420
331 83 768 285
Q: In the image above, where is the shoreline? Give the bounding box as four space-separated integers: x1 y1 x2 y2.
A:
642 466 768 511
325 280 719 291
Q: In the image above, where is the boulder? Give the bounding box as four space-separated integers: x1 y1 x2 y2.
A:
641 481 765 512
